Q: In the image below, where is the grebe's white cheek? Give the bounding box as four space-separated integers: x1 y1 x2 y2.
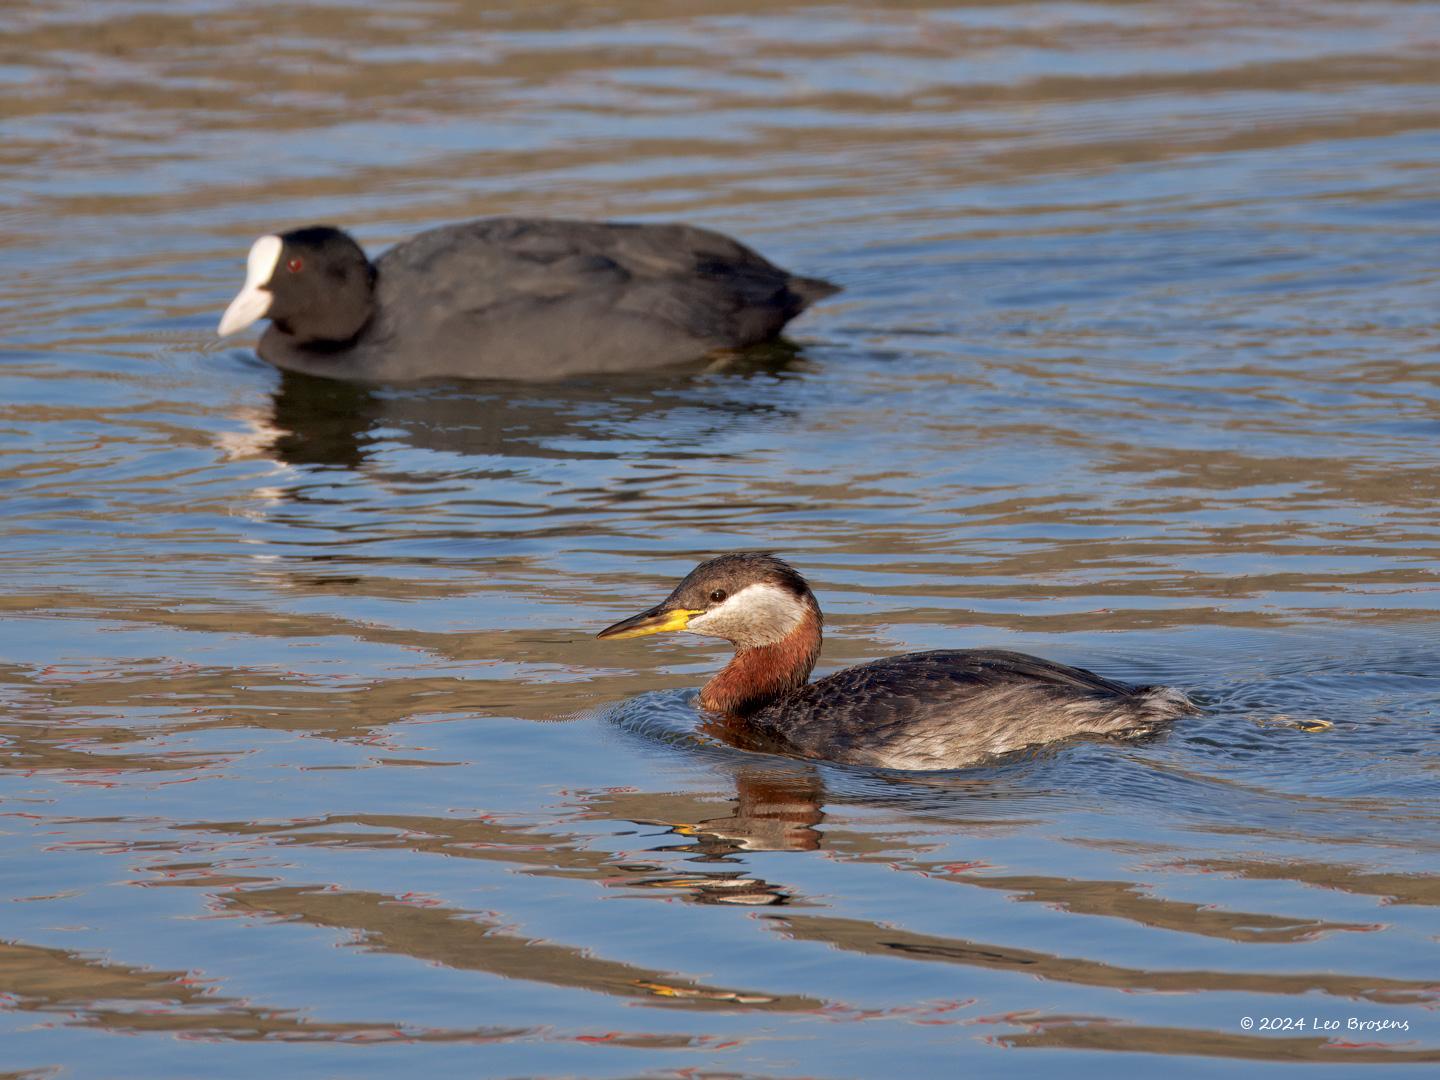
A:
688 582 805 647
218 234 283 337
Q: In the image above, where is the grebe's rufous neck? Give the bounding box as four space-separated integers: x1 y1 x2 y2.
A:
598 553 1198 772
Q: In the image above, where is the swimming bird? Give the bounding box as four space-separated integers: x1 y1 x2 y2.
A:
217 218 837 381
597 554 1196 770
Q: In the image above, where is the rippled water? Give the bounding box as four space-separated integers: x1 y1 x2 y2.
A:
3 1 1439 1074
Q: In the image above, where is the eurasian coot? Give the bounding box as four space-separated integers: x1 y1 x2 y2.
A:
218 218 837 381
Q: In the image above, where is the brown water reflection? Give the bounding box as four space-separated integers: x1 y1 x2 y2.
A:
223 886 818 1012
771 914 1436 1005
1180 858 1440 909
0 938 526 1044
997 1022 1440 1065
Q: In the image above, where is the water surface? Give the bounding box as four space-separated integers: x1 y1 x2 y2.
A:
2 1 1439 1075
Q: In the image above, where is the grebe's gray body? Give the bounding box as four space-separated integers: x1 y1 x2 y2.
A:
598 554 1196 771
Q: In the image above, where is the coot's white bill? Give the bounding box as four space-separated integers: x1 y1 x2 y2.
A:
218 234 283 337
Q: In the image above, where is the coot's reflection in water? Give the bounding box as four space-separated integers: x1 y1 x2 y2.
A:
257 346 808 473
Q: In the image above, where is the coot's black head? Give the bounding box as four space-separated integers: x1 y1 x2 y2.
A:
597 553 821 648
218 226 376 347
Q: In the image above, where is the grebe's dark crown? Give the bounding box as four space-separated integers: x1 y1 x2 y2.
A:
666 553 812 610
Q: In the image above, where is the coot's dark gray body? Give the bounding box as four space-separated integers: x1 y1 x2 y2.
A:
738 649 1195 771
251 218 837 381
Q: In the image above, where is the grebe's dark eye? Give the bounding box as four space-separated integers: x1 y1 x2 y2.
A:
709 589 727 603
286 257 303 273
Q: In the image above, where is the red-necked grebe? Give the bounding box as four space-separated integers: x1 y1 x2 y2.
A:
598 553 1197 771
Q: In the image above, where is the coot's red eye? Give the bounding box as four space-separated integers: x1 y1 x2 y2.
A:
286 257 303 273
